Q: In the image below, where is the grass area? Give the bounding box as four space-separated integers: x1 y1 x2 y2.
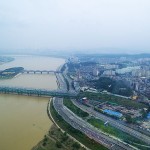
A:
87 118 149 150
50 100 108 150
63 98 89 118
79 92 147 109
33 138 64 150
33 125 85 150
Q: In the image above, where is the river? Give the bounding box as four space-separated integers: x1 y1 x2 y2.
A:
0 55 65 150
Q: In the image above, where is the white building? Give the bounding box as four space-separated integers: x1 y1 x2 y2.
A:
103 70 116 76
93 68 99 76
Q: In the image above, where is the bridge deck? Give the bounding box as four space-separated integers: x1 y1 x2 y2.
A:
23 70 62 74
0 86 77 97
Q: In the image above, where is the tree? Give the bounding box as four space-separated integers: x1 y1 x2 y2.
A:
56 141 62 148
141 109 148 118
147 105 150 112
50 130 54 135
61 132 68 142
125 115 133 123
72 142 80 150
42 142 46 146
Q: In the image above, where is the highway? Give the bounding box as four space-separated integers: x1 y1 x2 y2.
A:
63 64 75 92
54 64 145 149
55 73 68 90
56 64 74 92
53 97 136 150
71 99 150 145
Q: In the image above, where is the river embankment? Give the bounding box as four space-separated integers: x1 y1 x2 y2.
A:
0 55 65 150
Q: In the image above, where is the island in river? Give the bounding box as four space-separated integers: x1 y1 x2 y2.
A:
0 67 24 79
0 55 65 150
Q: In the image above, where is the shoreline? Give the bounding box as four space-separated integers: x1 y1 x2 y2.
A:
0 65 64 97
0 54 66 61
0 57 66 150
46 98 90 150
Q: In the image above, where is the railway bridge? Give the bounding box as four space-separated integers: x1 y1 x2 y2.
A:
23 70 62 74
0 86 77 97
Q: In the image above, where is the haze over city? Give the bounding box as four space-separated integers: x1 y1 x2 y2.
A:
0 0 150 54
1 1 150 150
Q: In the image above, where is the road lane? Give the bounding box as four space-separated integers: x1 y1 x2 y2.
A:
72 99 150 145
53 97 136 150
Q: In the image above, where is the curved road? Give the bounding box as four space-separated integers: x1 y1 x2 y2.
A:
71 99 150 145
55 64 148 149
53 97 136 150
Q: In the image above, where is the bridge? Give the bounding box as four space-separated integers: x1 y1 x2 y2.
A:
23 70 62 74
0 86 77 97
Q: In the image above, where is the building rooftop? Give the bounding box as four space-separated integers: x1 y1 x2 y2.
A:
147 113 150 119
103 109 123 118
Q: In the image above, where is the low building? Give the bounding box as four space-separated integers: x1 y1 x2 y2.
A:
103 70 116 76
78 97 89 104
103 109 123 118
147 113 150 119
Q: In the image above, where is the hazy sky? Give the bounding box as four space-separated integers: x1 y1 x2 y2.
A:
0 0 150 53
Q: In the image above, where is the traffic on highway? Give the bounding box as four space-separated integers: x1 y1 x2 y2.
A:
53 97 136 150
72 99 150 145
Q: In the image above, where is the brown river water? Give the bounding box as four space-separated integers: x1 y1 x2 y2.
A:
0 55 65 150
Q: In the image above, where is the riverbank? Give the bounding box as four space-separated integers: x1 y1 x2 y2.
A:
0 55 65 96
0 67 24 79
32 98 88 150
48 98 88 148
0 55 66 150
32 122 87 150
48 98 107 150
